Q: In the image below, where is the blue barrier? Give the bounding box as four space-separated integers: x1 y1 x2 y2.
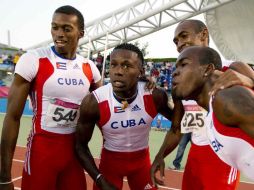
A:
0 98 33 116
151 114 171 131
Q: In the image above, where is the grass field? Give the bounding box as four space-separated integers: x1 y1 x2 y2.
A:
1 113 252 183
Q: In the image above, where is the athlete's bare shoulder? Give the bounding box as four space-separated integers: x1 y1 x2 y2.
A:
213 85 254 126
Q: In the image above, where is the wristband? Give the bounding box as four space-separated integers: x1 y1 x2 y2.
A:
0 181 12 185
95 173 102 184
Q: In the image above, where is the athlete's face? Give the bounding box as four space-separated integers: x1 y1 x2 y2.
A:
173 22 205 53
172 47 206 100
51 13 84 58
109 49 143 97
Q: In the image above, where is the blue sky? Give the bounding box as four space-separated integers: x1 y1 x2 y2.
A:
0 0 221 58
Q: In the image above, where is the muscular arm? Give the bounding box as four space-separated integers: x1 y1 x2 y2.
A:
213 85 254 138
150 96 184 186
152 88 172 120
75 93 100 180
230 61 254 83
0 74 30 184
210 62 254 95
89 79 102 92
155 99 184 157
75 94 117 189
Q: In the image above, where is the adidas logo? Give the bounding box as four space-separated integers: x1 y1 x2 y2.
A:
131 104 141 111
73 64 80 69
144 183 153 189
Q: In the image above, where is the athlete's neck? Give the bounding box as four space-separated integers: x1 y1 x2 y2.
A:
53 46 76 60
113 90 138 109
197 74 218 111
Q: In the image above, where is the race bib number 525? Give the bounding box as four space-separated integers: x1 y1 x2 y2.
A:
181 111 206 133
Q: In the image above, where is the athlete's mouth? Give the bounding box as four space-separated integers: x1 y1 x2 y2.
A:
55 40 67 47
172 81 178 89
112 80 125 88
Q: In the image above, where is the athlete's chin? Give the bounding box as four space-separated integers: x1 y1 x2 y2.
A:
112 81 126 90
54 44 68 53
172 90 184 100
112 86 126 93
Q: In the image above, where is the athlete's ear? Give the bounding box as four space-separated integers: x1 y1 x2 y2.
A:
203 63 215 77
139 68 145 78
200 28 209 43
79 30 84 39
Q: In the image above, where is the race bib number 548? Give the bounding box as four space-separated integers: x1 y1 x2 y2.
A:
45 99 80 128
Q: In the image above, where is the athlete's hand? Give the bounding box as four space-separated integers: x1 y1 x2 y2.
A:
0 182 14 190
209 70 254 96
150 155 165 188
139 75 156 90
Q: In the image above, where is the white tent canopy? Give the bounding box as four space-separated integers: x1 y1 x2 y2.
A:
205 0 254 64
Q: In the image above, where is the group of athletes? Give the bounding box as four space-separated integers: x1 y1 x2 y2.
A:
0 5 253 190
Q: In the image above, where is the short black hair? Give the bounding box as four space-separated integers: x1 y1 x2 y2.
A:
198 46 222 70
54 5 84 31
113 43 144 66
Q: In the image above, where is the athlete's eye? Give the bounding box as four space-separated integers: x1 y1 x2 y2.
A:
51 26 58 30
122 64 129 69
110 63 116 68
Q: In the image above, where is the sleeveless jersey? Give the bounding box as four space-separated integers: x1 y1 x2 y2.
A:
15 46 101 135
92 82 157 152
206 97 254 180
181 60 232 145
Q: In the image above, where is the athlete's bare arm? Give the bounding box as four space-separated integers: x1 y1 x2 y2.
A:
152 88 172 120
0 74 31 189
150 98 184 187
89 79 102 92
75 93 117 190
210 62 254 95
213 85 254 138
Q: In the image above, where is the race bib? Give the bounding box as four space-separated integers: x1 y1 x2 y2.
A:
45 98 80 128
181 105 206 133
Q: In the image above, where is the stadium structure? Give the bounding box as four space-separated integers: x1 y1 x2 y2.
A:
1 0 253 88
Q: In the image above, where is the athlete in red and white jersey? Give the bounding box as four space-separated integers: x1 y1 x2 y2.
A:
206 96 254 181
151 20 254 190
76 43 172 190
93 82 156 152
0 6 101 190
171 46 254 187
93 82 157 189
18 45 101 189
16 46 100 135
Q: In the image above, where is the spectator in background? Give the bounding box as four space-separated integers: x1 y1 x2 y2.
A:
13 52 21 68
95 52 104 73
1 54 8 63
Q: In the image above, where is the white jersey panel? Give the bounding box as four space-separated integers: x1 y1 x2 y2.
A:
206 98 254 181
93 82 155 152
15 51 40 82
15 46 101 134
